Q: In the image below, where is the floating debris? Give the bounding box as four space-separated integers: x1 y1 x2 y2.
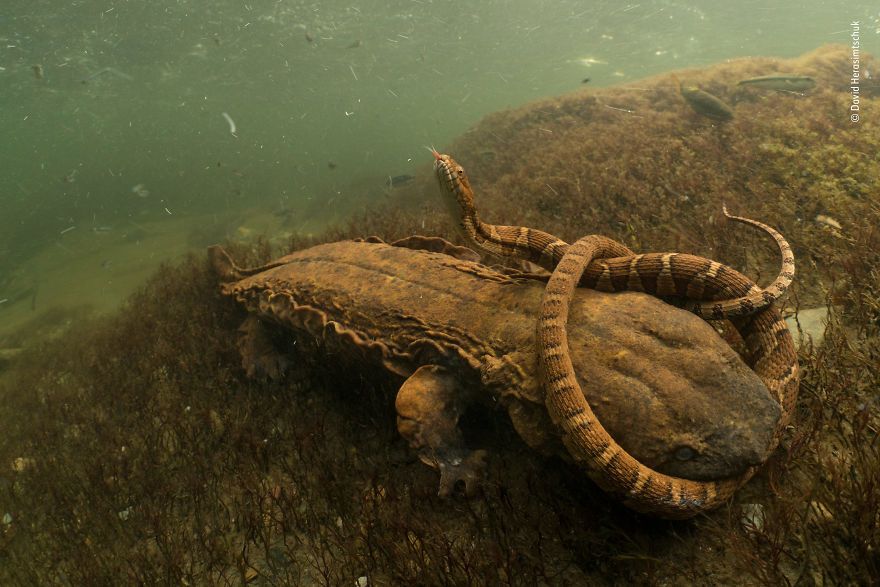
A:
785 306 832 347
740 503 766 532
59 225 76 235
737 74 816 92
221 112 237 136
131 183 150 198
673 75 733 121
188 43 208 59
62 169 77 183
601 101 639 116
80 67 133 84
305 31 315 43
815 214 842 230
91 226 113 234
12 457 36 472
31 64 43 80
576 56 607 67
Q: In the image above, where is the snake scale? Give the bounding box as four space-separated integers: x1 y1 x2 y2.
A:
433 151 800 518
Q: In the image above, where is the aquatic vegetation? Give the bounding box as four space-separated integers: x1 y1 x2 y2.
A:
0 243 640 584
1 44 878 583
432 44 879 309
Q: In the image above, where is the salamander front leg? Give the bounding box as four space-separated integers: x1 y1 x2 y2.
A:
237 315 291 380
395 365 487 497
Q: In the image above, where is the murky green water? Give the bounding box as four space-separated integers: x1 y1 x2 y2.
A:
0 0 876 339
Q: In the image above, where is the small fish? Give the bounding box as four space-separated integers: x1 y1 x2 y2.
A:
387 174 415 188
673 75 733 121
31 64 43 80
0 285 38 311
737 75 816 92
305 31 315 43
327 161 337 170
581 77 591 84
346 40 362 49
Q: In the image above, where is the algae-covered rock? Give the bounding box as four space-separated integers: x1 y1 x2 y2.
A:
405 45 879 309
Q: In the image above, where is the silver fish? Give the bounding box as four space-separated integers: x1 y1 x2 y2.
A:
737 75 816 92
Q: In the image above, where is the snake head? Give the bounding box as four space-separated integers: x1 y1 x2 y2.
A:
431 150 478 240
430 150 471 192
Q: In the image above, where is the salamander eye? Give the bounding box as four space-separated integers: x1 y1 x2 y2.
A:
674 446 696 461
456 167 464 175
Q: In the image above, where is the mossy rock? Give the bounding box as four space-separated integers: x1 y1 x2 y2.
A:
406 44 878 309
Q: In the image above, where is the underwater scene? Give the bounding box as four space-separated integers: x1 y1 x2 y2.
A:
1 0 879 584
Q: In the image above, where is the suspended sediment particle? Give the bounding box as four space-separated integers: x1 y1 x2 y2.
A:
221 112 237 136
